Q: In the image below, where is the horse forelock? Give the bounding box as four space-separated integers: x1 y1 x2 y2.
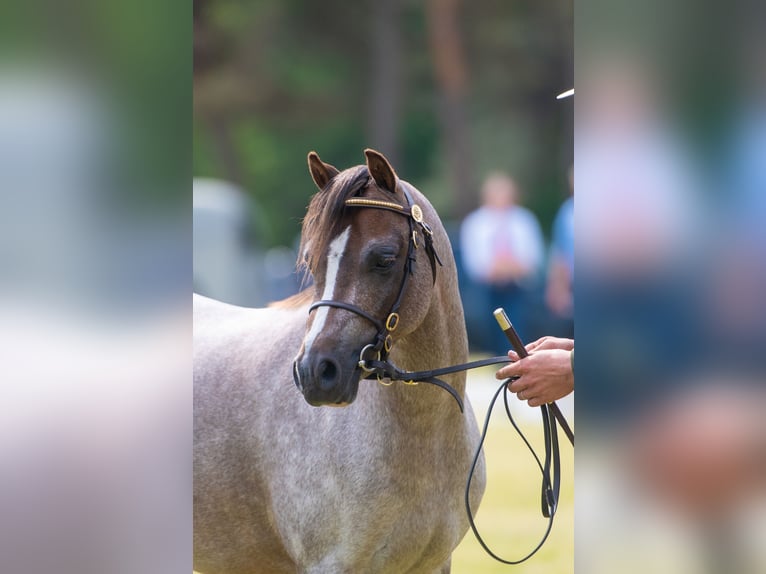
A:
298 165 372 279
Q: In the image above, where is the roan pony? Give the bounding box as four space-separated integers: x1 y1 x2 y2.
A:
194 149 486 573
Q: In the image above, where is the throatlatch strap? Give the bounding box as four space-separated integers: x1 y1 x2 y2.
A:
308 300 384 332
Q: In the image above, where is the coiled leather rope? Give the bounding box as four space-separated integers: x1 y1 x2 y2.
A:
465 376 562 564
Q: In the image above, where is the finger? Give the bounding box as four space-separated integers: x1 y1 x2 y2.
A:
507 379 526 394
528 396 544 407
528 336 555 353
495 367 514 379
496 362 522 380
507 350 519 361
525 337 546 352
518 390 533 402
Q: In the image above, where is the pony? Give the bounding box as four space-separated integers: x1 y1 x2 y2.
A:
194 149 486 573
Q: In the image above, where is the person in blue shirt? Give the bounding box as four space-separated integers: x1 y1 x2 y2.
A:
545 167 574 337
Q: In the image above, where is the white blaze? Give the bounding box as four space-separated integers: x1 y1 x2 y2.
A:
303 225 351 353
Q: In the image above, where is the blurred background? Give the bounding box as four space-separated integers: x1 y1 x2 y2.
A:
193 0 574 353
576 1 766 573
0 2 191 574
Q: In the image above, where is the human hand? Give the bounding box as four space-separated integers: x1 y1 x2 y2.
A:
495 348 574 407
506 336 574 362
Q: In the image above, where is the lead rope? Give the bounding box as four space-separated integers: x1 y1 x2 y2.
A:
360 353 565 563
465 376 561 564
359 355 512 412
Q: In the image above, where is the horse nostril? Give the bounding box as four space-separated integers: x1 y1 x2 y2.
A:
292 360 302 390
315 357 340 391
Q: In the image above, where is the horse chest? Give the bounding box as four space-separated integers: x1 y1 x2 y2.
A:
265 422 468 572
274 481 461 573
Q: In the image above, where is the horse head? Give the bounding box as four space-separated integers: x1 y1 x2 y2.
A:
292 149 442 406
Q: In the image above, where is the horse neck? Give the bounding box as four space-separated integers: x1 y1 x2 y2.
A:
375 255 469 424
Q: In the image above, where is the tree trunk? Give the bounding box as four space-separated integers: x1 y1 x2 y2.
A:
207 114 243 185
426 0 475 218
368 0 403 167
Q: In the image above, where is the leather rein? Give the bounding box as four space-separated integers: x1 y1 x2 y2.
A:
306 183 573 565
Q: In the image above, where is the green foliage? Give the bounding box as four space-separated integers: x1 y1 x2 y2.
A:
194 0 572 247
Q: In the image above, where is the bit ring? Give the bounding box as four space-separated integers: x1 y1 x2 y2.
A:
358 344 380 373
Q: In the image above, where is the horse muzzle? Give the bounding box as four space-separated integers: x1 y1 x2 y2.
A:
292 351 361 407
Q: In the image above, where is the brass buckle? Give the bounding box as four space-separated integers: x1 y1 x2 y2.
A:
384 334 394 353
402 379 419 386
412 230 419 248
385 313 400 332
411 204 424 223
377 374 393 386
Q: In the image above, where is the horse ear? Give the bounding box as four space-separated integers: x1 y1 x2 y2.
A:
364 148 398 193
307 151 340 190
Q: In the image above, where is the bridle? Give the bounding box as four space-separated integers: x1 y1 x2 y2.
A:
305 182 514 410
306 182 466 397
302 177 573 565
308 183 440 360
305 181 548 412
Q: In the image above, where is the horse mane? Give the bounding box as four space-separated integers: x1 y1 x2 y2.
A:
268 288 313 309
298 165 372 278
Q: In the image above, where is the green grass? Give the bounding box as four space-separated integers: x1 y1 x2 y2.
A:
451 398 574 574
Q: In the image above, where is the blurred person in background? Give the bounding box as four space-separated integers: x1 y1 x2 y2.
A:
577 50 766 574
460 171 544 354
625 33 766 569
545 166 575 338
577 58 700 418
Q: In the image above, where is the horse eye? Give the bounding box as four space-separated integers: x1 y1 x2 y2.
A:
373 255 397 271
